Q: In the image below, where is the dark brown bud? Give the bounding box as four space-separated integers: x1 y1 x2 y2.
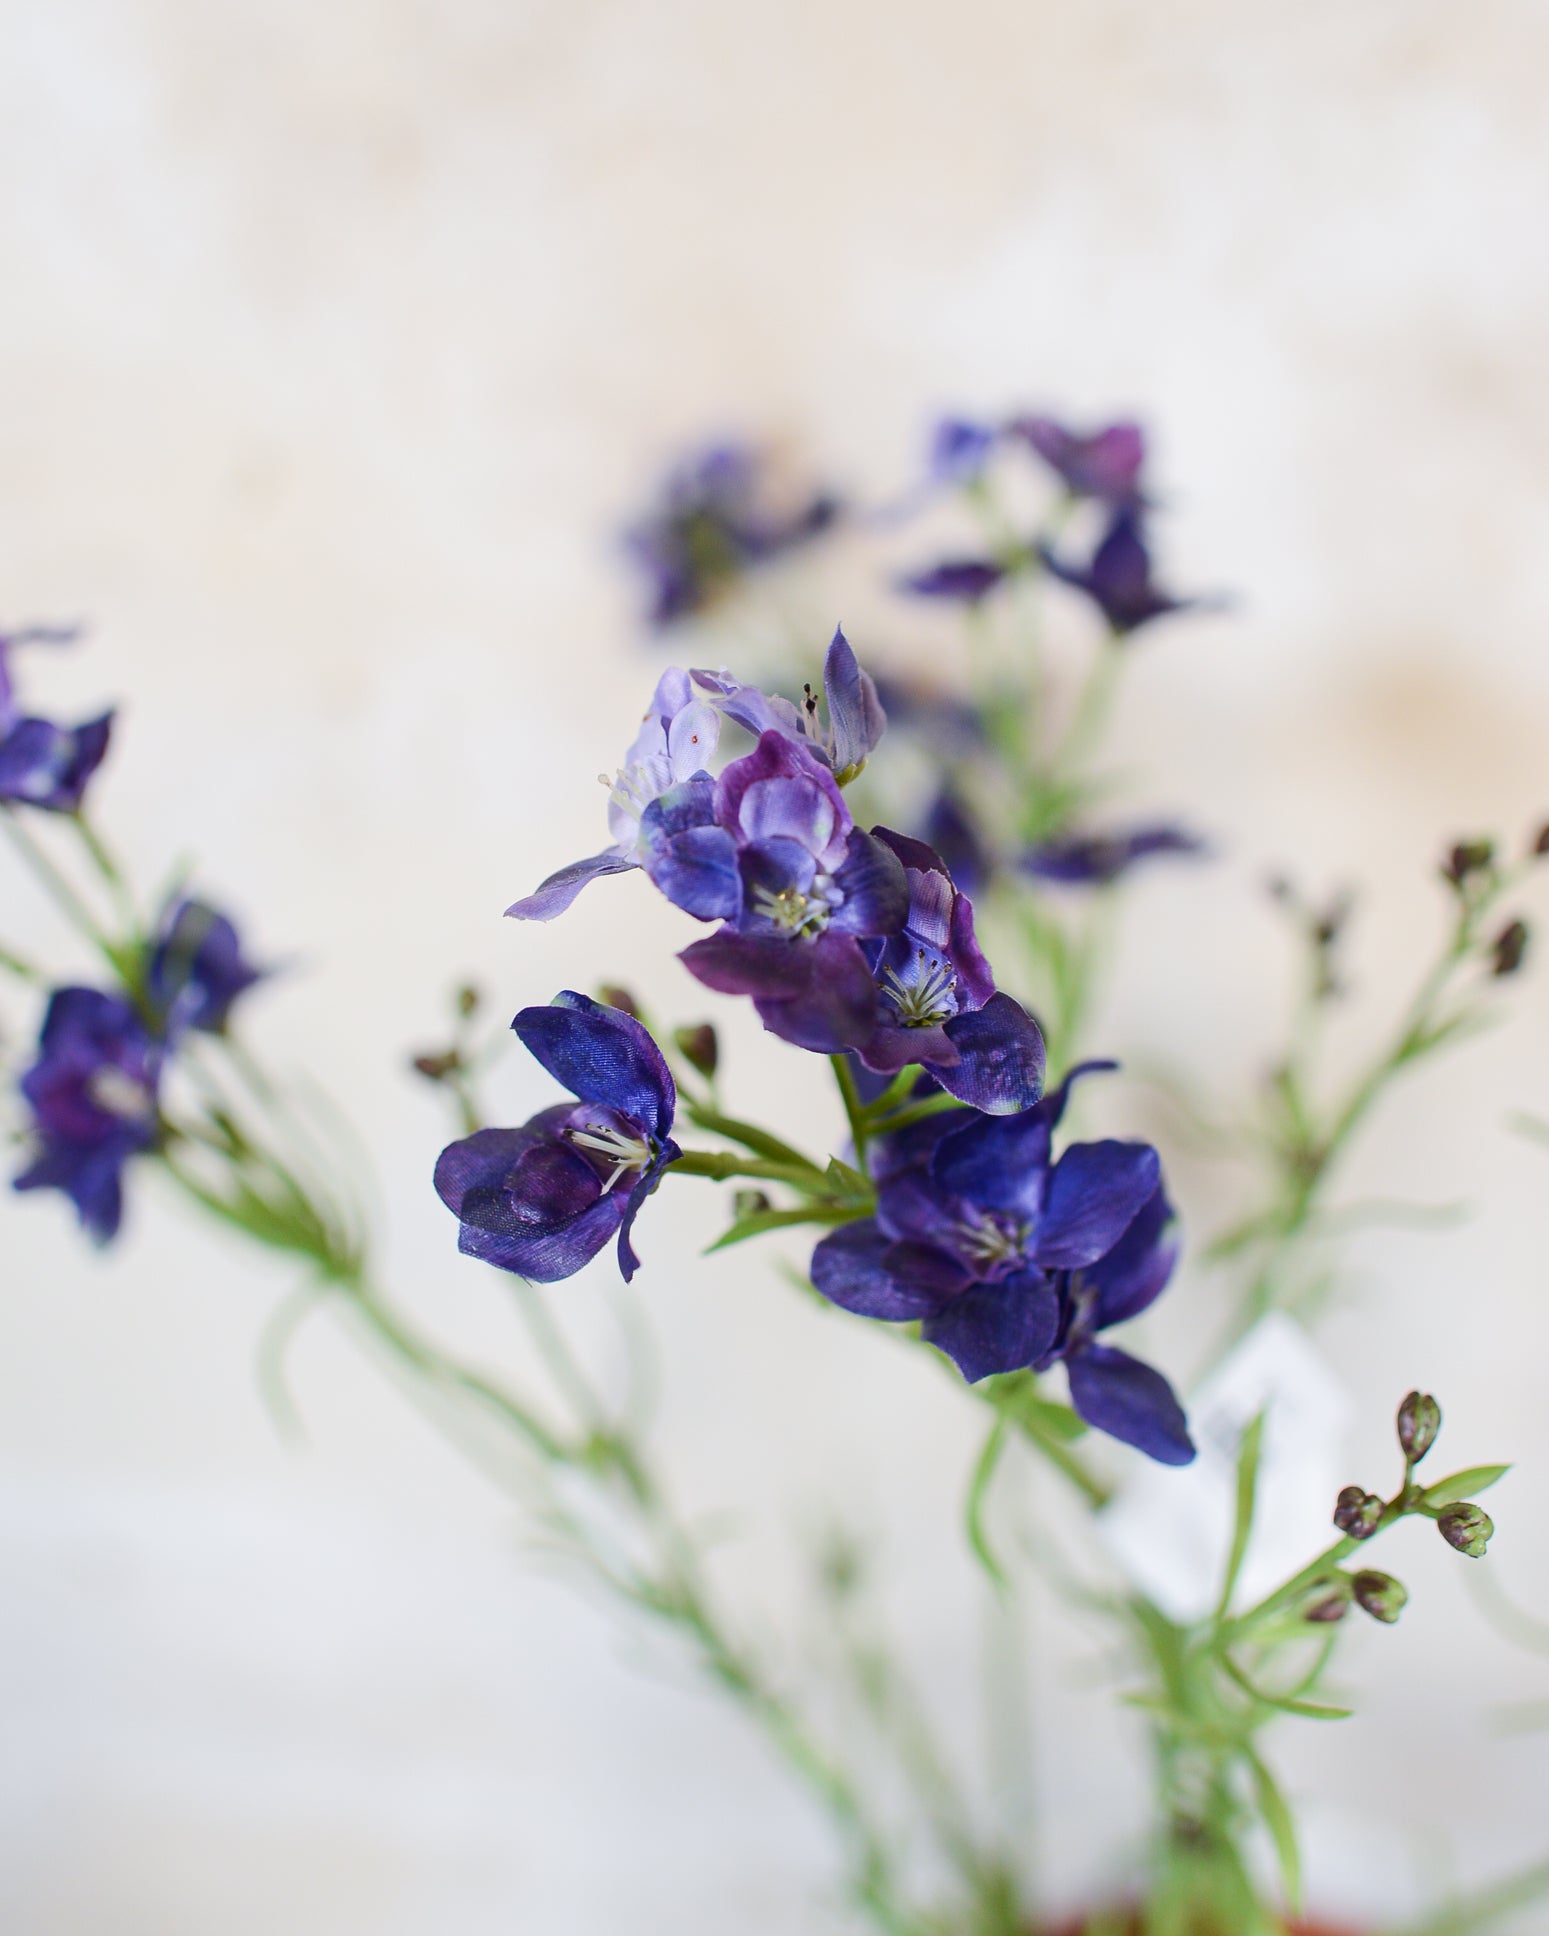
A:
673 1023 719 1079
411 1049 461 1082
1442 838 1495 888
1532 821 1549 858
732 1189 772 1220
1303 1578 1353 1624
1438 1502 1494 1558
1334 1486 1385 1540
1491 918 1530 977
1397 1391 1441 1463
597 985 640 1019
1352 1569 1408 1624
455 983 481 1019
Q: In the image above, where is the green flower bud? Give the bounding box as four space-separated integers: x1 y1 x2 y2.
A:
673 1023 719 1079
455 982 481 1019
411 1048 461 1083
1353 1569 1409 1624
1397 1390 1441 1463
1438 1502 1495 1558
1442 838 1495 888
597 985 640 1019
1302 1578 1353 1624
1334 1486 1385 1540
732 1188 772 1220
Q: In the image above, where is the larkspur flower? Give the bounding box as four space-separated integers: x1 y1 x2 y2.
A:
692 627 886 786
855 831 1044 1114
897 557 1009 605
650 730 910 1055
0 626 113 814
1021 823 1207 888
507 668 721 921
810 1065 1194 1463
145 898 266 1034
434 992 680 1284
1010 416 1146 505
12 987 161 1244
926 417 1000 487
1040 508 1196 637
625 442 837 629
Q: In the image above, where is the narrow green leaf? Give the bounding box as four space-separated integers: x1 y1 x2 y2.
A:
704 1203 861 1253
1423 1463 1511 1508
1245 1744 1302 1915
1221 1653 1352 1721
1215 1411 1266 1620
965 1414 1010 1590
823 1154 871 1197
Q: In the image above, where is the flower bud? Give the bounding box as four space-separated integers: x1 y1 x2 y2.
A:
597 985 641 1019
732 1188 772 1220
1352 1570 1408 1624
1334 1486 1384 1540
1533 821 1549 858
1491 919 1530 978
411 1049 461 1082
673 1023 719 1079
1442 838 1494 887
455 983 481 1019
1438 1502 1495 1559
1397 1390 1441 1464
1303 1578 1353 1624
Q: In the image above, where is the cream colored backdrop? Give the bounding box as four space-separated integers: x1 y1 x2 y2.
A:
2 3 1548 1931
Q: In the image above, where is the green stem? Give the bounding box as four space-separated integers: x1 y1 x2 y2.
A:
868 1091 971 1137
683 1103 824 1173
831 1054 870 1169
72 810 141 937
0 807 128 978
669 1147 853 1192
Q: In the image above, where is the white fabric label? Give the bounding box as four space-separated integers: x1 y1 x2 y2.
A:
1098 1313 1351 1623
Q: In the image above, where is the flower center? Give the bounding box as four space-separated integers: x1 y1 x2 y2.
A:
599 760 660 833
880 947 958 1027
87 1066 153 1122
951 1206 1028 1272
750 872 843 938
566 1121 655 1195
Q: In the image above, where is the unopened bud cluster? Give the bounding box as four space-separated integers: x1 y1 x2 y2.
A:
1438 1502 1495 1559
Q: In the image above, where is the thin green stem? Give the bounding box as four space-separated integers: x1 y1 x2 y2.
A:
682 1102 824 1173
669 1147 855 1192
0 808 127 977
831 1054 870 1169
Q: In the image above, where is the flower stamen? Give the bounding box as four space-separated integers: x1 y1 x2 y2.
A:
567 1122 655 1195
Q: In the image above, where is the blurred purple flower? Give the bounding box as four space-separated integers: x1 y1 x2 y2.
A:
1011 416 1146 505
435 992 680 1284
810 1065 1193 1462
507 668 721 921
1040 508 1198 637
0 626 113 813
926 417 1001 487
13 987 161 1244
625 443 838 629
1022 823 1208 888
923 786 992 898
145 898 267 1034
897 558 1009 604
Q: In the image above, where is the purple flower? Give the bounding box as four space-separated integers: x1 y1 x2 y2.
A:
507 668 721 921
1021 823 1208 888
926 417 1000 487
923 787 992 898
897 558 1008 604
0 627 113 814
657 731 910 1055
12 987 162 1244
810 1065 1194 1463
692 627 886 785
1040 508 1196 637
625 443 837 629
855 831 1045 1114
434 992 680 1284
145 898 267 1034
870 677 988 758
1011 416 1146 505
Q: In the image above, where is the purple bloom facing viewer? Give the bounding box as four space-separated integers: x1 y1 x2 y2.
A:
507 668 721 922
855 831 1045 1115
625 443 837 629
0 627 113 813
13 987 161 1244
1040 508 1195 638
1022 824 1208 888
1011 416 1146 505
145 898 266 1034
435 992 680 1284
652 730 910 1055
810 1065 1193 1464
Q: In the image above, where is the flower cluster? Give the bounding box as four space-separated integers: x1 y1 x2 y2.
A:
13 898 264 1243
441 629 1191 1461
625 442 838 628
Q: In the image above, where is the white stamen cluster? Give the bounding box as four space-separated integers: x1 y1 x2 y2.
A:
952 1206 1028 1271
880 947 958 1027
566 1121 655 1195
86 1066 153 1122
750 872 844 938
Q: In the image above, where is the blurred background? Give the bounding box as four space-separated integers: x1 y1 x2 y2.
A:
3 2 1549 1930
